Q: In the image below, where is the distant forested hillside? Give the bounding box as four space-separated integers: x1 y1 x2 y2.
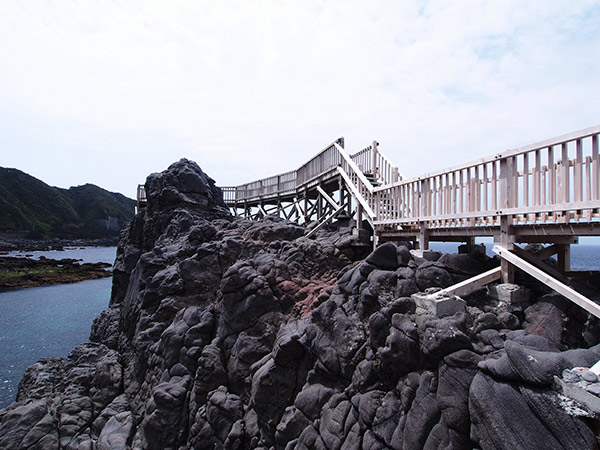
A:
0 167 136 239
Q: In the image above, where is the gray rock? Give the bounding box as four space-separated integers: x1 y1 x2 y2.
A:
586 383 600 395
582 370 598 383
415 263 453 290
96 411 134 450
366 242 399 271
471 371 597 449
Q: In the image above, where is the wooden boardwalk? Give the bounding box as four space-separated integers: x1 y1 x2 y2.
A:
221 125 600 247
139 124 600 317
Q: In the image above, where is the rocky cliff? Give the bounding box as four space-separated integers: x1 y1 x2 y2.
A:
1 159 600 449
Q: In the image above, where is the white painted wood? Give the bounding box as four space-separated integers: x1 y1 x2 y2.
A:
375 124 600 189
306 204 347 238
493 245 600 319
337 167 376 219
438 267 501 297
293 197 306 224
593 135 599 200
221 127 600 251
335 143 375 194
316 186 339 209
575 139 583 203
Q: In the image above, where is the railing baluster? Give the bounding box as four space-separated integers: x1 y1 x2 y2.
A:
593 134 599 201
575 139 583 202
522 153 529 208
549 146 556 204
222 126 600 235
561 142 569 204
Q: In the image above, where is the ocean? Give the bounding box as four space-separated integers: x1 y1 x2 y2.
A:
0 243 599 409
0 247 116 409
429 242 600 271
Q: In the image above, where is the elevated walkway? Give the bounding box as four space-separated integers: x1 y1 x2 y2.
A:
137 125 600 317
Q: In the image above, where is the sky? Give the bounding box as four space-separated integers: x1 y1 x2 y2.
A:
1 0 599 199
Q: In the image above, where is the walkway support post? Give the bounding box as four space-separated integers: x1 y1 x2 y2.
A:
499 155 515 283
357 203 363 229
557 244 571 273
418 225 429 250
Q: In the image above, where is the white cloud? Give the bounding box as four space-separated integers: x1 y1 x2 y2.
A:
0 0 599 197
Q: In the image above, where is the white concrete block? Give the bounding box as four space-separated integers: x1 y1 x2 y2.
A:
412 291 467 317
488 283 530 305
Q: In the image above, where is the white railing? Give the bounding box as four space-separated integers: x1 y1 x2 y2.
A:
351 142 401 185
223 138 347 201
351 144 375 176
223 169 297 202
296 139 343 186
374 124 600 228
221 138 402 205
137 184 147 203
336 143 376 219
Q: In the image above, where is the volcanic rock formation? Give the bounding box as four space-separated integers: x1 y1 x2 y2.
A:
1 158 600 449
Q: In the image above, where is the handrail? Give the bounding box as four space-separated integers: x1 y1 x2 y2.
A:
350 142 402 185
297 140 342 186
373 125 600 228
220 124 600 234
335 143 374 194
378 124 600 191
375 146 404 183
337 167 376 219
137 184 147 203
223 136 391 203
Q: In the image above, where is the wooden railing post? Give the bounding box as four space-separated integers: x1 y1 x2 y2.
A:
421 179 430 217
372 140 378 178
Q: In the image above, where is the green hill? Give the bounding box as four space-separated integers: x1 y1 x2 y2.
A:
0 167 136 239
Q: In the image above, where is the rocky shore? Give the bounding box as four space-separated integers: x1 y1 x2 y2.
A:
0 237 119 253
1 158 599 449
0 256 112 290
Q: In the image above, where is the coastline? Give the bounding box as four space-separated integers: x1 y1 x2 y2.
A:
0 256 112 290
0 237 119 253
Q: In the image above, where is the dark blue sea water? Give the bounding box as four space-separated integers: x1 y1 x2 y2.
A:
6 245 117 264
0 247 115 409
430 242 600 271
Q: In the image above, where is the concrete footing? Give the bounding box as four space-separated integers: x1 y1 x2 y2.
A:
487 283 530 305
554 376 600 416
412 289 467 317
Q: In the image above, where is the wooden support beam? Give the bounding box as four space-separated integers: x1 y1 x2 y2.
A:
511 245 568 283
306 204 347 238
337 167 376 219
258 204 267 218
293 197 306 224
439 267 501 297
514 235 579 244
317 185 339 209
534 244 560 260
493 245 600 319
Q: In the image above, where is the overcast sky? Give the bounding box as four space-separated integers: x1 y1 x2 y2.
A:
1 0 599 198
